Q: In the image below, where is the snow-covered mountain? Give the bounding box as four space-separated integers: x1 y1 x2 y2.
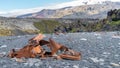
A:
17 1 120 19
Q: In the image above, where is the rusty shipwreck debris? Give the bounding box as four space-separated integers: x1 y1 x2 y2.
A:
8 33 81 60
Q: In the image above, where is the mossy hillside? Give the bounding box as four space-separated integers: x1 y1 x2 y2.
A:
34 20 61 33
109 20 120 26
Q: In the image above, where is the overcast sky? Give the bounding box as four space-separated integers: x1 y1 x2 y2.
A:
0 0 120 17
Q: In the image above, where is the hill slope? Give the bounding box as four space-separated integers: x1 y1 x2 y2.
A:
0 18 39 36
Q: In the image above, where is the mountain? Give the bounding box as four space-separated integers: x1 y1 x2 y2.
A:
17 9 56 18
17 1 120 19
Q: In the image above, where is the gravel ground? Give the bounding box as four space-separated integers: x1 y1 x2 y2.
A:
0 32 120 68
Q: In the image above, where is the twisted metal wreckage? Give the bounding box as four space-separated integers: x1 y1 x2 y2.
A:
8 34 81 60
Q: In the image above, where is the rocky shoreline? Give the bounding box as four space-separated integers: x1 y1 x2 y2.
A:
0 32 120 68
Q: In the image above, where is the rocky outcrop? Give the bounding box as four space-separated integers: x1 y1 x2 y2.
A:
107 9 120 21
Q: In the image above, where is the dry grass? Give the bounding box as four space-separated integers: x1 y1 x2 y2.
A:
0 29 13 36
